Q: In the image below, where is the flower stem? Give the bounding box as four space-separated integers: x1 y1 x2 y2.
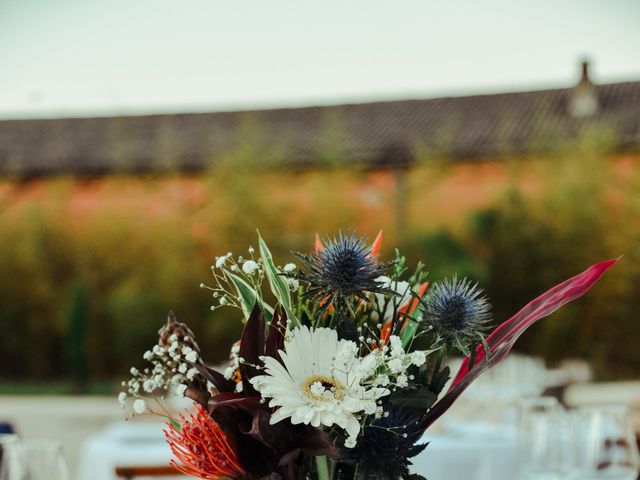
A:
315 455 330 480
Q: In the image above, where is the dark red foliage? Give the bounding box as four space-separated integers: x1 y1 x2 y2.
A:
422 259 617 428
186 304 338 479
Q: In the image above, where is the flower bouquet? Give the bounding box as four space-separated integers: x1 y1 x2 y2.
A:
119 231 615 480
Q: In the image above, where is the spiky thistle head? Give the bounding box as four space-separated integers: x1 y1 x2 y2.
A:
294 232 392 313
422 276 492 347
345 402 427 478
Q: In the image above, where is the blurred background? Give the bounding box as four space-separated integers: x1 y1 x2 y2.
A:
1 0 640 476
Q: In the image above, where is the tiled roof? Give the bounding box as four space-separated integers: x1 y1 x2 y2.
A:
0 81 639 177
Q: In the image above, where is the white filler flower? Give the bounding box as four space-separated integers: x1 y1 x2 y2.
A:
132 399 147 414
250 326 390 447
373 276 412 322
242 260 259 275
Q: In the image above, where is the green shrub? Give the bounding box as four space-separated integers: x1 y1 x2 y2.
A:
0 135 638 388
468 138 640 378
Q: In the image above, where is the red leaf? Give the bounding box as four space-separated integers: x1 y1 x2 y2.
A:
239 303 266 396
193 363 235 393
422 259 617 428
265 307 286 360
209 392 261 412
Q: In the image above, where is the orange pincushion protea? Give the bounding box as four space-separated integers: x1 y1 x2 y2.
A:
165 405 245 479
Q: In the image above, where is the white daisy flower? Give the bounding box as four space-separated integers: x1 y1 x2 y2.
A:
250 326 390 447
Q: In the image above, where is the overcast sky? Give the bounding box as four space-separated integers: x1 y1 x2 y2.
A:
1 0 639 119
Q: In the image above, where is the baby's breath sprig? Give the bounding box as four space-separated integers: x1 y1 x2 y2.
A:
118 330 203 418
201 247 267 314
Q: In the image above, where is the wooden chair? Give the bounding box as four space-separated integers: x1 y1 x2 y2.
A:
115 465 183 479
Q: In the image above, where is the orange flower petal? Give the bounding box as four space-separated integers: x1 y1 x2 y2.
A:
370 230 383 257
315 233 324 253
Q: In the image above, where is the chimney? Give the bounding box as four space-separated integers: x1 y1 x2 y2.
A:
580 60 590 82
568 58 598 118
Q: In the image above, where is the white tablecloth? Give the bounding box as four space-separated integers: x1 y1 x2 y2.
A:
78 421 519 480
76 422 181 480
412 425 520 480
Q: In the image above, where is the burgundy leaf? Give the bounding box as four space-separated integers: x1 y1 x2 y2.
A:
239 303 266 396
193 363 235 393
422 259 617 428
184 386 211 407
243 408 339 457
209 391 261 413
278 449 302 467
265 307 286 360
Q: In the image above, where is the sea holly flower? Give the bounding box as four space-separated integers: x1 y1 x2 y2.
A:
422 276 491 350
294 232 392 314
250 325 390 448
346 402 427 479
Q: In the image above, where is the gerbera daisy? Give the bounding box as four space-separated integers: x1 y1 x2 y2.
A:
250 325 390 448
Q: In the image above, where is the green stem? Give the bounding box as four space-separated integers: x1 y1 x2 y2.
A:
316 455 330 480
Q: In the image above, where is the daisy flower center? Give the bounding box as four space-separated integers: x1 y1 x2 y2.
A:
301 375 345 402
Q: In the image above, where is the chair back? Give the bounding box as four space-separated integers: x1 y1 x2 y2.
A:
115 465 182 479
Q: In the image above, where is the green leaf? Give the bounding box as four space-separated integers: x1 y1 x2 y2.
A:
315 456 330 480
454 335 470 356
389 386 438 410
400 319 420 347
257 232 298 325
226 271 273 322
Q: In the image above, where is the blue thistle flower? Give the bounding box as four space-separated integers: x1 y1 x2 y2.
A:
422 276 492 343
294 232 391 312
344 402 427 478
